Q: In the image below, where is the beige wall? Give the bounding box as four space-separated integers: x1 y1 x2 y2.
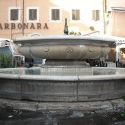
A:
110 12 125 37
0 0 104 39
107 0 125 9
107 0 125 37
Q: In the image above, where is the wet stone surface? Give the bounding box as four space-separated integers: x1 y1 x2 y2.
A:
0 107 125 125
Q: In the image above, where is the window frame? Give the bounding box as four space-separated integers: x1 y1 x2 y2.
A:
92 10 100 21
8 7 21 23
49 7 62 23
27 7 39 22
70 9 81 22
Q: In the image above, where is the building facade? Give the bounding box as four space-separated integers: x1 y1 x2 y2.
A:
0 0 104 39
107 0 125 37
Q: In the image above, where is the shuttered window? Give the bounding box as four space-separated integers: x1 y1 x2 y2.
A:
29 9 37 20
51 9 60 21
92 10 100 21
72 9 80 21
10 9 19 21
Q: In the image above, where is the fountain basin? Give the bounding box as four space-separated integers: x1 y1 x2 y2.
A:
0 67 125 102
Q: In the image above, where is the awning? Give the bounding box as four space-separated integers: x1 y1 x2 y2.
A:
112 7 125 12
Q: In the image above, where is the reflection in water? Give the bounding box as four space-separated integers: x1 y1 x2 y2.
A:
0 107 125 125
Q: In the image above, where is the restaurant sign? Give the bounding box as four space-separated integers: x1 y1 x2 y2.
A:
0 23 49 30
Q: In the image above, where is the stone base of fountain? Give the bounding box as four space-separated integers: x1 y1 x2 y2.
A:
0 66 125 102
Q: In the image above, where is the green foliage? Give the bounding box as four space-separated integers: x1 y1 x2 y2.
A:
0 53 12 68
121 96 125 118
69 31 81 35
121 112 125 117
122 96 125 101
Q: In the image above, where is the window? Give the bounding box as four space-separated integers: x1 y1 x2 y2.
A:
9 7 20 22
29 9 37 20
72 9 80 21
10 9 18 20
92 10 100 21
51 9 60 20
50 8 61 22
27 7 39 22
